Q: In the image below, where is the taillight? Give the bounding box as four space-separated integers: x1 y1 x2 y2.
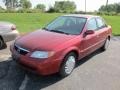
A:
11 26 16 30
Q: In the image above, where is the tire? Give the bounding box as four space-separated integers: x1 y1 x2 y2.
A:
59 52 76 77
0 38 3 49
101 38 110 51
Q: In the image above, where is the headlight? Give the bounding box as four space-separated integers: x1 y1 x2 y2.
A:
30 51 54 59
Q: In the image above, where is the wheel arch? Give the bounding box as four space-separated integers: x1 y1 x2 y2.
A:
66 50 79 60
62 47 79 61
0 35 7 49
0 35 4 42
108 35 110 40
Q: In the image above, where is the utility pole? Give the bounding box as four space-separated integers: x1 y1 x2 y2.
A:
106 0 108 12
85 0 86 13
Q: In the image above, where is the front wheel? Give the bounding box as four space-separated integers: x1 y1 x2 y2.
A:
59 52 76 77
0 39 3 49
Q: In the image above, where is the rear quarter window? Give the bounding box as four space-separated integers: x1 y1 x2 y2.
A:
96 17 107 29
87 18 98 30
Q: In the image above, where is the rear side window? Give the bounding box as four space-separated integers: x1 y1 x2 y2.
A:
96 18 106 29
87 18 97 30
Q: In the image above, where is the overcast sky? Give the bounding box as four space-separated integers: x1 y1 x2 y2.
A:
0 0 120 11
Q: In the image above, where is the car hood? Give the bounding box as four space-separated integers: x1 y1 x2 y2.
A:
16 30 76 51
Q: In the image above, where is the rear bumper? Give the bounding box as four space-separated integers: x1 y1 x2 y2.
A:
2 30 19 42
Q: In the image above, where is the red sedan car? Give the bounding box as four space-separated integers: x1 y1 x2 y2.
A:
10 14 112 77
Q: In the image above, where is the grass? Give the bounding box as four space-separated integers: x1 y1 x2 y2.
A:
0 13 120 35
0 13 63 33
103 15 120 35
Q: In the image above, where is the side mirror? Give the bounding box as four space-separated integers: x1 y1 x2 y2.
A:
85 30 95 35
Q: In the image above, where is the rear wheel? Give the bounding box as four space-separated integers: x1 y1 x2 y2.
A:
59 52 76 77
0 38 3 49
101 38 110 51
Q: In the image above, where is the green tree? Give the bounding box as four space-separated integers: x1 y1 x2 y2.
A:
115 3 120 13
3 0 19 10
47 6 55 13
99 2 120 14
19 0 32 9
54 1 76 13
0 6 4 12
0 6 4 10
35 4 46 12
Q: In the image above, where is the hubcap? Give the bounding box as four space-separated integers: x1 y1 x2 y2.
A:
65 56 76 74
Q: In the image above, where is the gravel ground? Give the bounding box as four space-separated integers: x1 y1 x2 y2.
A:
0 37 120 90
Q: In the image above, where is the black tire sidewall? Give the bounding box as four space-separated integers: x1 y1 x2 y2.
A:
0 39 3 49
59 52 76 77
101 38 110 51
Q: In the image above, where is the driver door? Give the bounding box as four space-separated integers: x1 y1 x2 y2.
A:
82 18 99 56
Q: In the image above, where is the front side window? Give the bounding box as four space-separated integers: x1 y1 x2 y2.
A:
87 18 98 30
45 16 87 35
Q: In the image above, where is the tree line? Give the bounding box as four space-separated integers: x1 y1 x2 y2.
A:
0 0 120 15
0 0 76 13
99 2 120 15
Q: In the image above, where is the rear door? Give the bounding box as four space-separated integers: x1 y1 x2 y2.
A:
95 17 109 46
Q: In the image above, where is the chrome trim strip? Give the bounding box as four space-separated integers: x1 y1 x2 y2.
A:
15 44 30 53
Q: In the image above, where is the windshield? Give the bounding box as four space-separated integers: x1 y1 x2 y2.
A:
44 16 87 35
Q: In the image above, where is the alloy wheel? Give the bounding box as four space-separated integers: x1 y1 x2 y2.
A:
64 55 76 74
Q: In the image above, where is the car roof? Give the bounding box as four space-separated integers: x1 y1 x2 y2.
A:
62 14 100 19
0 21 14 25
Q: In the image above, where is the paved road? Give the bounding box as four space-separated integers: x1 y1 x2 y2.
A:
0 37 120 90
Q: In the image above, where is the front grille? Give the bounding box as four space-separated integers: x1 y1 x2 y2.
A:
14 44 30 55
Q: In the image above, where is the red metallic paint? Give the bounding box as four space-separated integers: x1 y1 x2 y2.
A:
10 15 112 75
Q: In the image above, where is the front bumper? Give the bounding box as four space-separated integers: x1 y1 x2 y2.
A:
11 47 62 75
2 30 19 42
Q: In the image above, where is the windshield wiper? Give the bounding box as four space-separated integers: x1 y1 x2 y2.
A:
50 30 69 35
43 28 69 35
42 27 49 31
